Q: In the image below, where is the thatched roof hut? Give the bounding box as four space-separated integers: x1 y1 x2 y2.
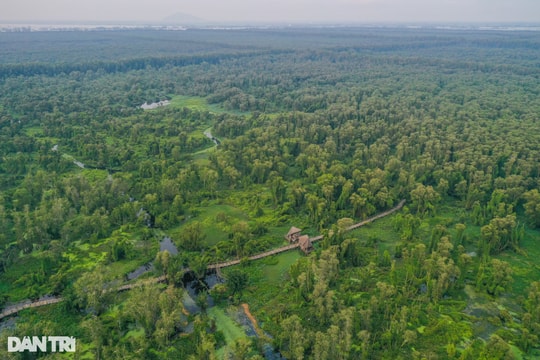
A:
298 235 313 254
285 226 302 242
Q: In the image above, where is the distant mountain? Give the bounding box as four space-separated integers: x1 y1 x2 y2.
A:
161 12 205 25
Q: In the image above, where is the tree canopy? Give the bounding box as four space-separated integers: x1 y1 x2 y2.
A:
0 27 539 359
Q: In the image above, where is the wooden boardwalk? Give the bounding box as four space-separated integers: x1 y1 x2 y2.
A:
155 199 405 276
208 243 300 270
0 298 64 320
208 198 405 270
346 199 406 231
0 200 405 320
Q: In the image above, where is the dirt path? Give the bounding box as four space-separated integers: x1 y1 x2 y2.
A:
241 303 264 337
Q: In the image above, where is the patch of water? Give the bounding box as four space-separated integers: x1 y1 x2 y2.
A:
160 236 178 255
235 304 286 359
126 237 178 281
182 291 200 315
204 273 221 289
126 263 154 281
262 344 287 360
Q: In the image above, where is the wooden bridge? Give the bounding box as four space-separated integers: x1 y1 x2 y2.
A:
207 198 406 270
347 199 406 231
0 199 405 320
208 243 300 270
0 298 64 320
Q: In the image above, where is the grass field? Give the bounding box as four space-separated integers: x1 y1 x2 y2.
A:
208 306 250 359
168 95 250 116
24 126 44 137
230 249 302 313
169 196 298 251
168 203 249 248
500 226 540 296
348 215 399 251
260 251 301 286
169 96 208 111
208 307 248 345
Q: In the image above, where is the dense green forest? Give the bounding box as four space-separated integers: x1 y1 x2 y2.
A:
0 27 539 359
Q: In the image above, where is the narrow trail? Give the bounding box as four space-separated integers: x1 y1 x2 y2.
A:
241 303 264 337
0 199 405 320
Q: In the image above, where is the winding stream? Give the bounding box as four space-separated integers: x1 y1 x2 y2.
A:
204 130 221 145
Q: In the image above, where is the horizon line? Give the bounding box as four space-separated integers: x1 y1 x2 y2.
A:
2 19 540 26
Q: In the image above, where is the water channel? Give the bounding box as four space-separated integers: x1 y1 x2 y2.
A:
46 132 282 358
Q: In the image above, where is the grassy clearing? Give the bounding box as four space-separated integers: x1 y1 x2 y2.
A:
169 203 249 248
260 251 301 286
169 95 249 116
169 95 209 111
61 153 75 161
259 224 295 249
192 127 218 163
499 226 540 296
236 250 302 312
348 202 481 256
24 126 44 137
107 259 149 278
348 215 400 252
192 149 215 165
208 306 248 347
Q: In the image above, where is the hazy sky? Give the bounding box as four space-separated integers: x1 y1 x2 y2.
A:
2 0 540 24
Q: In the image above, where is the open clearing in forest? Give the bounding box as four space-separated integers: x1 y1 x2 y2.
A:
348 215 397 250
208 307 247 344
169 95 209 111
235 250 302 311
500 226 540 296
169 198 296 250
260 251 301 285
169 204 249 248
169 95 249 116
